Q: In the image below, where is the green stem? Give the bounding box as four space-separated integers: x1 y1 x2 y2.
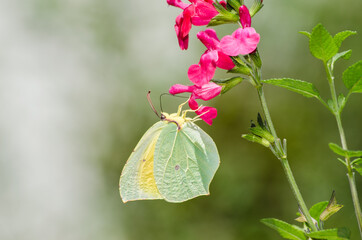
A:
324 62 362 238
256 86 318 232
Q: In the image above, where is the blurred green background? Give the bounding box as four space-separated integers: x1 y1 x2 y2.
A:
0 0 361 239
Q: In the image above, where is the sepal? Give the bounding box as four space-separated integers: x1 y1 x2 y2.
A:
226 0 241 12
212 76 244 94
249 0 264 17
249 49 262 68
209 1 240 26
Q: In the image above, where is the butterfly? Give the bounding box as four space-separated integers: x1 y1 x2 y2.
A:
119 93 220 203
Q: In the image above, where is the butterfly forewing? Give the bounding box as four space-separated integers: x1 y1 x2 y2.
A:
119 121 166 202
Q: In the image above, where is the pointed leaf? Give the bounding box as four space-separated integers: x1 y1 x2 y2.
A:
262 78 320 98
334 30 356 48
329 50 352 71
299 31 311 38
348 150 362 157
354 166 362 176
352 158 362 176
310 24 338 62
329 143 346 156
337 94 346 111
351 158 362 165
329 143 362 158
307 228 351 240
261 218 307 240
320 191 343 221
337 158 348 167
309 201 329 220
343 60 362 93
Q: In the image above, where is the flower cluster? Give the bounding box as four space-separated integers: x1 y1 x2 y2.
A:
167 1 260 125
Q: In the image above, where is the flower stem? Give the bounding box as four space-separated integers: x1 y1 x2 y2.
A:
256 86 318 232
325 62 362 238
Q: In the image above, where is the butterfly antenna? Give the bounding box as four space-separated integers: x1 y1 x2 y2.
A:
147 91 161 119
159 93 189 113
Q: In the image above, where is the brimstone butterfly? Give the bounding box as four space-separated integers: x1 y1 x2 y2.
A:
119 96 220 203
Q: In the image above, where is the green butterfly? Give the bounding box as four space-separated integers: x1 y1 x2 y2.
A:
119 98 220 203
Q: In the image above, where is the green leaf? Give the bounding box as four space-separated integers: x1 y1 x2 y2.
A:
352 158 362 176
343 60 362 93
310 24 338 62
337 93 347 112
329 143 346 156
337 158 347 167
351 158 362 165
333 30 356 48
307 228 351 240
299 31 311 38
212 77 244 94
329 143 362 158
309 201 329 220
329 50 352 71
261 218 307 240
320 191 343 221
354 166 362 176
262 78 320 98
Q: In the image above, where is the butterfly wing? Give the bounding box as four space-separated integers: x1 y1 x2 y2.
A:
119 121 166 203
153 122 220 202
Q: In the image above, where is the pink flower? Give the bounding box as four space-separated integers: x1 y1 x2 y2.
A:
189 95 217 125
239 5 251 28
167 0 219 50
219 0 227 9
197 29 235 70
220 27 260 56
169 80 221 125
169 82 222 101
175 14 190 50
188 50 218 86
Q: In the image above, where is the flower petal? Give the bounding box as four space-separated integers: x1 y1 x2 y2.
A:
196 106 217 125
216 51 235 70
193 82 222 100
188 50 218 86
220 27 260 56
169 84 195 95
180 6 194 38
219 35 240 56
219 0 227 9
197 29 220 50
175 14 190 50
188 95 217 125
188 94 199 110
191 1 218 26
167 0 189 9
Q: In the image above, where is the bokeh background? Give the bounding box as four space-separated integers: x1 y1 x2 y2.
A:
1 0 361 239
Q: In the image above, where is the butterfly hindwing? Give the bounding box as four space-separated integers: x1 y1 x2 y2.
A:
153 122 220 202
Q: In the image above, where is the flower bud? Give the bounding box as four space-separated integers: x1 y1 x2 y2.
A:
242 134 270 148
